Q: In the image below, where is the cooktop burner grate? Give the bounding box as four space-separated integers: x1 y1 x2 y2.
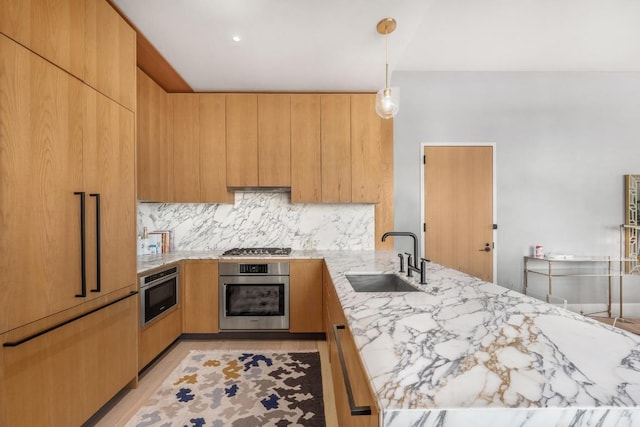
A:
221 247 292 256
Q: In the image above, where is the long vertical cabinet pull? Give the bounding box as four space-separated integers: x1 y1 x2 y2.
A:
90 193 101 292
74 192 87 297
332 324 372 416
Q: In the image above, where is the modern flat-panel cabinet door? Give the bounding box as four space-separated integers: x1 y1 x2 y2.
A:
182 260 219 333
290 260 323 333
0 0 86 79
171 94 201 202
1 288 138 426
84 0 136 111
83 87 136 296
200 94 234 203
291 94 322 203
321 95 351 203
0 35 84 333
258 94 291 187
351 94 385 203
226 94 258 187
137 68 172 202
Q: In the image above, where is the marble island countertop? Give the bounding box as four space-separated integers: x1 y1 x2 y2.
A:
138 250 640 426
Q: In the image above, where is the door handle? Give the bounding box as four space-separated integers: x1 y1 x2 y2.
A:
74 192 87 298
479 243 491 252
89 193 101 293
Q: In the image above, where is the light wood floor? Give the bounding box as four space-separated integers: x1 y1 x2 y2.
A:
86 338 338 426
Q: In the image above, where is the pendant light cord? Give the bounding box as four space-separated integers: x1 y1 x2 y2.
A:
385 32 390 89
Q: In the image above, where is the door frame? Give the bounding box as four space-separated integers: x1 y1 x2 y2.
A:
420 142 498 283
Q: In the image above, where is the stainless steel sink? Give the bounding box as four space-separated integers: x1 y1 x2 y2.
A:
345 273 420 292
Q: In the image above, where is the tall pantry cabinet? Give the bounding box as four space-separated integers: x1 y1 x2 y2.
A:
0 1 138 425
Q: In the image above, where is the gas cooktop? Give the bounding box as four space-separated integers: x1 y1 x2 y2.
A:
221 247 292 257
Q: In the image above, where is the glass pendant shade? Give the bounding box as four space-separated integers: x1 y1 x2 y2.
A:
375 87 399 119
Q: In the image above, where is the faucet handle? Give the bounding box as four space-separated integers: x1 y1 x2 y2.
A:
404 252 413 265
419 258 429 285
397 253 405 273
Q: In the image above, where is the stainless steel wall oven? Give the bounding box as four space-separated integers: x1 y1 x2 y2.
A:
219 262 289 330
140 265 179 326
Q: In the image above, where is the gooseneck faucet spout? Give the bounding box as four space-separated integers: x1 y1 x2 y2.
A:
381 231 420 269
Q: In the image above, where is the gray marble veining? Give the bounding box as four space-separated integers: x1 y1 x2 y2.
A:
136 250 640 426
137 192 374 251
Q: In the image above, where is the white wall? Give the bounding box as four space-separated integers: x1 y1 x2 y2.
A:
392 71 640 313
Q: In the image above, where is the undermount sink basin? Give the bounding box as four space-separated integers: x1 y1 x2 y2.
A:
345 273 420 292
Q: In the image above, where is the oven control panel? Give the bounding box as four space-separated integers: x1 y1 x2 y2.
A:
239 264 269 274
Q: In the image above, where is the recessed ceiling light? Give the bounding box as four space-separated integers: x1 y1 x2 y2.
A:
232 35 241 42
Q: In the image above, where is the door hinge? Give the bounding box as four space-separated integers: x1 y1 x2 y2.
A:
493 224 498 230
492 242 495 249
423 155 426 164
423 223 426 232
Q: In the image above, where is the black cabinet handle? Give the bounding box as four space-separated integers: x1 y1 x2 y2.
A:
89 193 101 293
3 291 138 347
74 192 86 298
332 324 372 416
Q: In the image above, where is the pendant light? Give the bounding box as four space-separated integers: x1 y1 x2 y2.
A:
375 17 399 119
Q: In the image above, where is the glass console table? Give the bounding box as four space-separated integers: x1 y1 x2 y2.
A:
523 256 613 317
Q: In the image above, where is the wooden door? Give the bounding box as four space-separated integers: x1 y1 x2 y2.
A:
226 94 258 187
424 146 494 282
136 68 172 201
171 94 201 202
291 94 321 202
321 95 351 202
0 35 85 333
290 260 323 333
182 260 219 333
200 94 233 203
258 94 291 186
84 87 136 296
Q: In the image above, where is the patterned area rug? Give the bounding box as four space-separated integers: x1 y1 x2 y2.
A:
126 350 326 427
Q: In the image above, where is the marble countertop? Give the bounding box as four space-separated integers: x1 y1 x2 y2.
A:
138 250 640 426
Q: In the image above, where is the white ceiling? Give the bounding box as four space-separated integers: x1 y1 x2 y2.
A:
112 0 640 92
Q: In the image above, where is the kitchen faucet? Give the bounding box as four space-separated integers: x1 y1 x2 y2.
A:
382 231 429 284
381 231 420 268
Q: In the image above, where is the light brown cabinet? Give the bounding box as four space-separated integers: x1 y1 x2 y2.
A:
0 0 86 80
1 288 138 426
171 94 233 203
137 68 173 201
226 94 259 187
0 0 136 111
84 0 136 111
182 260 219 333
321 95 352 202
291 94 322 203
0 35 135 333
258 94 291 187
226 94 292 188
324 263 380 426
290 259 323 333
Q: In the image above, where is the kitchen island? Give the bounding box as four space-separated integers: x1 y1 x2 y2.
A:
138 250 640 426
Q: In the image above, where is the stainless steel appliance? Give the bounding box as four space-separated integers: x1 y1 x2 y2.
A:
140 265 179 326
222 247 292 257
219 262 290 330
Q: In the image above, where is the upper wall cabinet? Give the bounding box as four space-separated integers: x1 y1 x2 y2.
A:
170 93 233 203
0 0 136 111
351 94 392 203
258 94 291 187
321 95 352 203
84 0 136 111
226 94 258 187
291 95 322 203
137 69 173 202
0 0 86 79
226 94 292 188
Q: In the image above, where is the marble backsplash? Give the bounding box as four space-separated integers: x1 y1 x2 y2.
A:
137 192 375 251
